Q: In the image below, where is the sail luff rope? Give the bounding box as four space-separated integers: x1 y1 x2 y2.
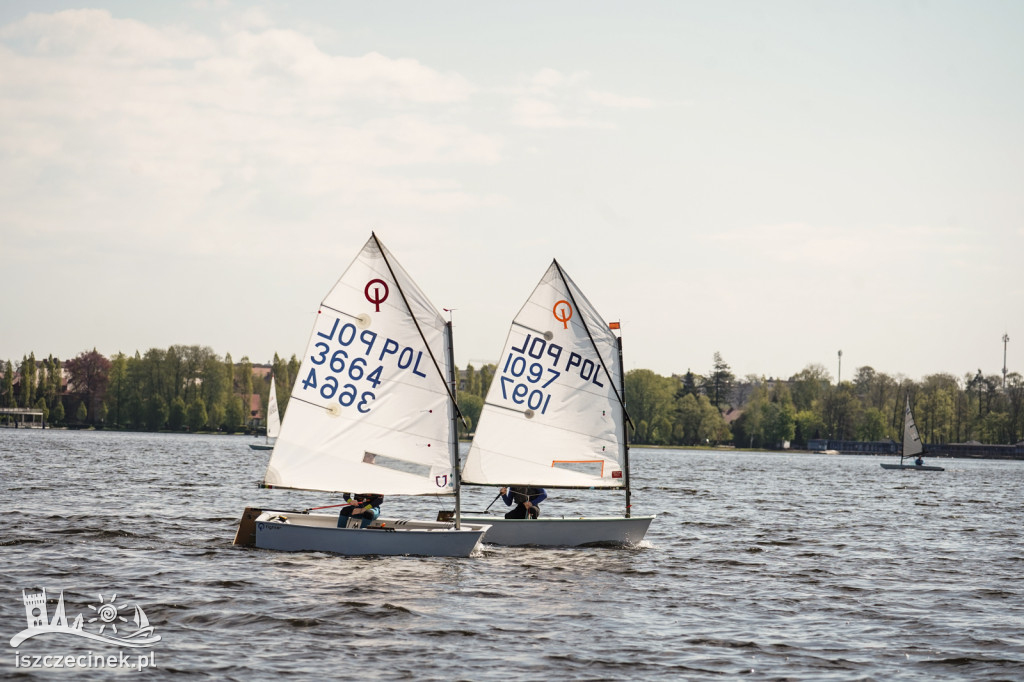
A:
371 232 465 423
552 259 633 429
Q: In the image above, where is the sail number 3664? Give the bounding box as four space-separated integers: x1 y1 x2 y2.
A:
303 344 382 413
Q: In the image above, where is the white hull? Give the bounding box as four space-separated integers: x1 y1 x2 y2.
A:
458 514 654 547
253 510 490 557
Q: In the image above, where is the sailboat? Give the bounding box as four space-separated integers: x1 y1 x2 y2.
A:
233 234 490 557
455 260 655 546
880 396 945 471
249 374 280 450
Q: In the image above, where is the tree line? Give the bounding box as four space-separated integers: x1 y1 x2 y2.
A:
2 347 300 433
624 354 1024 449
3 347 1022 448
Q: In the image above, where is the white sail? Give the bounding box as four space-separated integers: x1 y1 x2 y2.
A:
903 396 923 458
262 234 456 496
266 375 281 439
462 260 626 488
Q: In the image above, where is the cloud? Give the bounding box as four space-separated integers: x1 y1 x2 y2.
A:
0 7 498 253
0 9 215 60
508 67 650 129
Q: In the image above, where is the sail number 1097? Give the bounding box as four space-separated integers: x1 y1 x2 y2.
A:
499 353 559 415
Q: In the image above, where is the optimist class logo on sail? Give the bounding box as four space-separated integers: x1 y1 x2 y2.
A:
299 279 434 414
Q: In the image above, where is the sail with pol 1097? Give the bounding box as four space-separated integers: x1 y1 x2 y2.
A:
457 260 654 546
233 234 490 557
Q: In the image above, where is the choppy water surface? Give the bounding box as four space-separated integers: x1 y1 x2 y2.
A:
2 429 1023 680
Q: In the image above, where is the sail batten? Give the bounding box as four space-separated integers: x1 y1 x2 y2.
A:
261 235 457 497
463 261 626 488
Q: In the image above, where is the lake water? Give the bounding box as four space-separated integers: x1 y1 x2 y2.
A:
2 429 1023 680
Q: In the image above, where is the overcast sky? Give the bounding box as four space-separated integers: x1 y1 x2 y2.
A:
2 1 1021 383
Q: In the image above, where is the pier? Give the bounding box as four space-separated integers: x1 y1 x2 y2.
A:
0 408 45 428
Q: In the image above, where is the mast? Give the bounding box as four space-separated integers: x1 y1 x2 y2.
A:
617 332 631 518
445 320 462 529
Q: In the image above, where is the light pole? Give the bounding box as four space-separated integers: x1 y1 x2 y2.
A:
837 349 842 386
1003 333 1010 388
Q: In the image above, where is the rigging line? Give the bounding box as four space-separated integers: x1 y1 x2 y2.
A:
551 259 633 429
319 303 361 320
289 395 337 413
371 232 466 424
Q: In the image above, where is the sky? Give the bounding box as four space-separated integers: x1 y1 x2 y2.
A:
1 1 1022 384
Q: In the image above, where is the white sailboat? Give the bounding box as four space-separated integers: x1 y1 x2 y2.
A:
881 396 945 471
233 234 490 557
249 374 280 450
456 260 655 546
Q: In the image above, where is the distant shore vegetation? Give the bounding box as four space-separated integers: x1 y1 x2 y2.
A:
2 347 1022 448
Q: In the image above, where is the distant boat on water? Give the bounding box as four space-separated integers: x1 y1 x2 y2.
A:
249 374 279 451
880 397 944 471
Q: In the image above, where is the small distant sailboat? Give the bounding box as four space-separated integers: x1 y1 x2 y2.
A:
881 397 945 471
249 375 280 451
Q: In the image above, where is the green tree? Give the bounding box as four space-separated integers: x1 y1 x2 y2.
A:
20 353 37 408
674 393 701 445
705 352 734 410
201 353 229 428
168 396 187 431
187 397 208 432
789 364 831 412
649 415 674 445
146 395 168 431
224 395 245 433
40 358 56 413
51 358 63 410
478 364 495 400
624 369 676 444
106 353 128 428
857 407 888 441
2 360 13 408
823 384 859 441
761 400 796 447
75 400 88 423
65 349 112 424
35 396 49 423
52 398 65 425
793 409 826 447
678 370 699 398
238 357 254 428
458 394 484 435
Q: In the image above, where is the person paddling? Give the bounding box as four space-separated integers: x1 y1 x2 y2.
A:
499 486 547 519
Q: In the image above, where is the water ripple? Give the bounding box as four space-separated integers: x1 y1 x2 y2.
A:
2 430 1024 680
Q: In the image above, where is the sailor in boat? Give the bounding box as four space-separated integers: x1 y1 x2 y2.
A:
499 486 547 519
915 456 924 467
336 493 384 528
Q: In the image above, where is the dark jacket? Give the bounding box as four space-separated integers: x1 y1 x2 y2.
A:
501 486 547 507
